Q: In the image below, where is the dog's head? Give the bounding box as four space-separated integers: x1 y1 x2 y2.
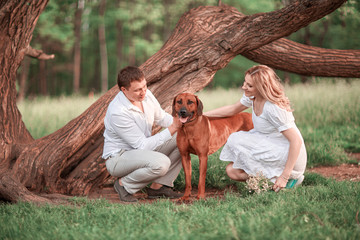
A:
172 93 203 124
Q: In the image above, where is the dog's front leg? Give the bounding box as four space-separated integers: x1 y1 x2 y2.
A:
197 154 208 199
181 153 192 201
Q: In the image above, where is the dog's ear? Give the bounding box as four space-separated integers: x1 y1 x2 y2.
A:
171 96 177 117
196 96 203 116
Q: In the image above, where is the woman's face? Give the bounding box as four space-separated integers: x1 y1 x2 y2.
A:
242 74 259 98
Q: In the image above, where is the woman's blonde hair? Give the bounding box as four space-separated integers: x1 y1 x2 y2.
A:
245 65 292 111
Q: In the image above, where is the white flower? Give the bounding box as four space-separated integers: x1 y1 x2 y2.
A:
246 172 272 194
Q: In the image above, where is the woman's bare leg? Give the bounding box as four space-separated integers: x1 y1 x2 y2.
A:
226 162 249 181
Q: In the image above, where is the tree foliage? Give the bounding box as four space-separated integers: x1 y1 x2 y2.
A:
23 0 360 96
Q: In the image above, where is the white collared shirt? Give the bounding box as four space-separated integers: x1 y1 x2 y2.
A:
102 89 172 159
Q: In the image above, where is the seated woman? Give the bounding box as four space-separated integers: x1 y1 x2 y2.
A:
205 65 307 192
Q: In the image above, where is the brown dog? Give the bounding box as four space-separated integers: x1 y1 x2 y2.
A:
172 93 253 200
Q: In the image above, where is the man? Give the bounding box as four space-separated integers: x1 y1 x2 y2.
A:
102 66 183 202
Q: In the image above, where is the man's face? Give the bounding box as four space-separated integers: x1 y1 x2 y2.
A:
121 77 147 103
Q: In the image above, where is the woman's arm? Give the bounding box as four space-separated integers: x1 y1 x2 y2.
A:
204 101 248 117
273 128 302 191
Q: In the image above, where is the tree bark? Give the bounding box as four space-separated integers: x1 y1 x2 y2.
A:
0 0 48 203
23 45 55 60
1 0 356 203
242 38 360 78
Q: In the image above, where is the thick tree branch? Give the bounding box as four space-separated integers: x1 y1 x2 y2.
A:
0 171 50 203
142 0 350 111
228 0 348 54
23 45 55 60
143 0 348 89
242 38 360 78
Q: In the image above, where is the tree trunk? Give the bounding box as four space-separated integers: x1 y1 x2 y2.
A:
39 60 47 95
0 0 48 202
116 0 123 71
1 0 357 203
73 0 84 94
99 0 108 93
128 1 136 66
162 0 174 42
319 19 329 48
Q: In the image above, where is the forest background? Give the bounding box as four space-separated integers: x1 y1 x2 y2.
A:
1 2 359 237
18 0 360 99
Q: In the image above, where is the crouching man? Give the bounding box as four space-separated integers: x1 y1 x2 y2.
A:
102 66 183 202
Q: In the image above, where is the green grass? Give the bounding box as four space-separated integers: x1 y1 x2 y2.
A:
9 80 359 240
1 179 359 240
18 94 100 139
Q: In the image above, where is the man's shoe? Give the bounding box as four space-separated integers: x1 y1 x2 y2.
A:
114 180 138 202
146 186 183 199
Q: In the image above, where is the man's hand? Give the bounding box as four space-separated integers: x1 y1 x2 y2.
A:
168 116 182 135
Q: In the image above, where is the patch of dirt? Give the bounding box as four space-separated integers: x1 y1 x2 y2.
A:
308 153 360 182
308 163 360 181
17 154 358 205
88 154 360 204
88 186 233 205
44 153 358 205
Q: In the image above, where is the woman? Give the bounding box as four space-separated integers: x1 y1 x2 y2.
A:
205 65 307 192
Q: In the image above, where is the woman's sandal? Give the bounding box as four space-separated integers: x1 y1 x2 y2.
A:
285 175 304 189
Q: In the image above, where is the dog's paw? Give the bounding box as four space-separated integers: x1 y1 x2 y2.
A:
180 195 190 201
176 197 192 204
196 194 206 200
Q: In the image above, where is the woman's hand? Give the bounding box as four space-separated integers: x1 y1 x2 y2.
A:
204 101 248 117
273 128 302 192
273 175 288 192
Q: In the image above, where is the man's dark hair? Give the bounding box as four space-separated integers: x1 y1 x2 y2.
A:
117 66 145 90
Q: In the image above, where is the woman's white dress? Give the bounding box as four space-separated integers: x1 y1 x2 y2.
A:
220 94 307 182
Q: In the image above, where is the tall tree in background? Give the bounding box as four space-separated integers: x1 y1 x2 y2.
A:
98 0 108 93
73 0 84 94
162 0 174 42
19 0 74 95
17 57 31 102
115 0 124 71
1 0 359 203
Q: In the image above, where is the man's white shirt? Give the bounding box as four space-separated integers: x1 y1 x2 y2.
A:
102 90 172 159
